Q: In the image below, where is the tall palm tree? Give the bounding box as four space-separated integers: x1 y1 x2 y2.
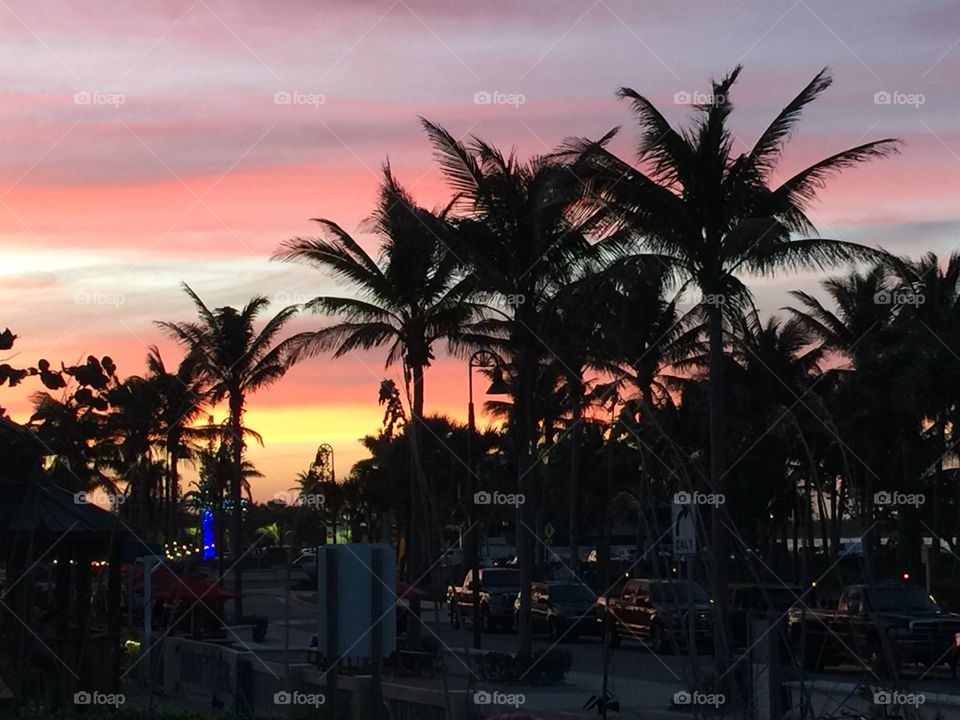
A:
159 284 297 616
596 269 705 565
421 120 597 659
275 163 475 420
787 267 901 569
566 66 898 666
145 346 208 539
274 163 477 586
106 374 165 529
728 310 826 562
889 254 960 578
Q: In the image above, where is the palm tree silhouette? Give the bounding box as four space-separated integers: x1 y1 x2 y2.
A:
275 163 478 586
566 66 898 666
159 283 297 617
276 162 477 416
145 346 208 539
421 119 596 659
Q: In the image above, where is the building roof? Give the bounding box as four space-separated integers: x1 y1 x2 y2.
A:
0 481 130 538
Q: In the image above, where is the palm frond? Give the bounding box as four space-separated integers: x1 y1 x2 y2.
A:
746 68 832 178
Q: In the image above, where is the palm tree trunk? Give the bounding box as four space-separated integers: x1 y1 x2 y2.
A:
230 392 245 619
515 338 539 662
706 302 732 672
167 436 180 541
568 411 581 574
406 362 430 649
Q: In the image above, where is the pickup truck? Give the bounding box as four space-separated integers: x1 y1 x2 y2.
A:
447 568 521 632
788 582 960 674
514 581 599 640
597 578 712 653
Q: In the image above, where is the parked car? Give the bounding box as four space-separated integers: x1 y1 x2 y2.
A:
514 582 598 640
788 582 960 673
257 545 293 567
447 568 521 632
598 578 712 653
290 551 318 580
730 583 802 650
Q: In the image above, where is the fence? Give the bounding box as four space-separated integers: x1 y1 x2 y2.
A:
162 638 464 718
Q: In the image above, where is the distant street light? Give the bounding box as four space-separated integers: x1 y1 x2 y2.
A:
466 349 509 649
315 443 336 483
312 443 336 543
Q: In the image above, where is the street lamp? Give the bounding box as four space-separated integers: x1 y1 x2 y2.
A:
315 443 336 483
466 349 509 649
312 443 336 543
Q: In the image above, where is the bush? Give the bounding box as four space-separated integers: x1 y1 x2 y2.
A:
475 647 572 684
528 647 572 683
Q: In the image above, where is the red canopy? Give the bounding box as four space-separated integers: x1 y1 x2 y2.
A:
151 573 235 602
125 564 235 602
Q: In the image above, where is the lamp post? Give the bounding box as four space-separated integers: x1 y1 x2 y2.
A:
313 443 336 543
600 392 619 720
466 349 510 649
315 443 336 482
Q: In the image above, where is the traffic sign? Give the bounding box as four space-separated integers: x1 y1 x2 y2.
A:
672 501 696 556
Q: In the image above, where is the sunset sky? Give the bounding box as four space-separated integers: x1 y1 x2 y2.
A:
1 0 958 500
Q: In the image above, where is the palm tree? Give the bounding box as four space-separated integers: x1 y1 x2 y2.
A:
159 284 297 617
787 267 901 571
274 163 475 420
596 269 704 564
566 66 898 666
274 163 477 590
145 346 208 539
106 374 165 529
728 310 826 565
421 120 597 659
890 254 960 579
255 522 281 546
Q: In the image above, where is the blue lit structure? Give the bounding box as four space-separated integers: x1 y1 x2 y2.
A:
201 508 216 559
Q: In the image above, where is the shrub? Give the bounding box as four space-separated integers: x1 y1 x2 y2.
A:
475 647 572 684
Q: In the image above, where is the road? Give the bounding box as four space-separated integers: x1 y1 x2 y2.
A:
232 570 960 715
